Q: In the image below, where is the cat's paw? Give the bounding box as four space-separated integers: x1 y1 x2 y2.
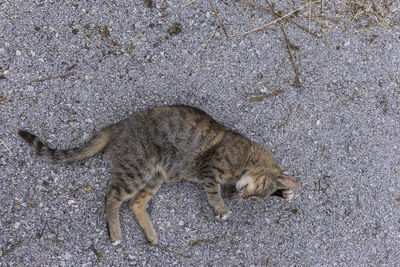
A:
282 189 294 200
112 240 121 246
146 232 158 245
218 210 232 220
214 206 231 220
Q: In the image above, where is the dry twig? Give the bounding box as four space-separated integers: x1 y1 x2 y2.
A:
209 0 229 37
249 89 284 102
122 35 144 70
0 137 12 155
238 0 320 38
281 20 301 85
231 1 320 37
152 244 190 258
29 72 77 84
90 244 103 263
75 26 102 54
199 25 220 57
277 116 290 132
181 0 197 8
0 240 23 259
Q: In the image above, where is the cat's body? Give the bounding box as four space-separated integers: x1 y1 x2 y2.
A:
18 105 300 245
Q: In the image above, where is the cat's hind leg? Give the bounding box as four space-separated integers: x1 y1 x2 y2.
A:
130 170 164 245
105 169 146 245
105 183 138 245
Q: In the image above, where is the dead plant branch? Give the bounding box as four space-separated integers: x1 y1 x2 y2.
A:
75 26 102 54
249 89 284 102
199 25 220 58
209 0 229 38
0 240 23 259
231 1 320 37
181 0 197 8
281 21 301 85
0 137 13 155
152 244 190 258
29 72 77 84
238 0 320 38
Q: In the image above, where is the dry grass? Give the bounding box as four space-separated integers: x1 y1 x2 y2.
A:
0 137 13 155
203 0 399 92
29 72 77 84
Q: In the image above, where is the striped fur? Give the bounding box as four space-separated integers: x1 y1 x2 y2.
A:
18 105 299 245
18 127 112 163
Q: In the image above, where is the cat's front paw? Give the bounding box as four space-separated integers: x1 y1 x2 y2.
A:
214 206 231 220
282 189 294 200
112 240 121 246
146 231 158 245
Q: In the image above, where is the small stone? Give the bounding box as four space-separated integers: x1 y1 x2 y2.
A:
68 200 75 205
178 220 184 226
13 222 20 229
316 120 321 125
63 252 72 260
16 50 22 56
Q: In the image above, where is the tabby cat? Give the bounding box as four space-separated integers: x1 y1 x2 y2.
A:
18 105 300 245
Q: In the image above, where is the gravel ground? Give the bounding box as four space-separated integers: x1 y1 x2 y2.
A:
1 1 400 266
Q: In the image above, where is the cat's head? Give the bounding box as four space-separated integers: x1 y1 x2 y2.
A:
236 168 300 200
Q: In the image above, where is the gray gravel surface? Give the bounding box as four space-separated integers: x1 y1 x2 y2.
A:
1 1 400 266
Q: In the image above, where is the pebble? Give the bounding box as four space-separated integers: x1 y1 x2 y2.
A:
63 252 72 260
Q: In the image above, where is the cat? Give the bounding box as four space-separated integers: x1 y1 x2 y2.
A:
18 105 300 245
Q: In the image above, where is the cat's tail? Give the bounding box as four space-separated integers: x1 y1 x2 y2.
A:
18 127 113 163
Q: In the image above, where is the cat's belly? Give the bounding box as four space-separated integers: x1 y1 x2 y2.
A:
163 157 197 182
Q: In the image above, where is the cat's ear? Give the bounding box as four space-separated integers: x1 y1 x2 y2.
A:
277 175 300 189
